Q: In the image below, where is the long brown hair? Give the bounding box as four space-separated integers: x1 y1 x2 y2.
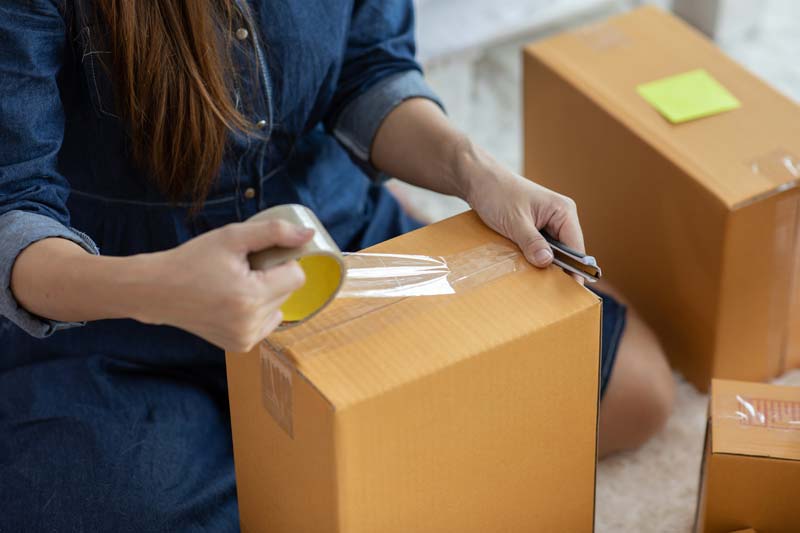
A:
93 0 260 206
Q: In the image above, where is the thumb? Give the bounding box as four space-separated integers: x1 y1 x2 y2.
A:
230 220 314 253
514 224 553 268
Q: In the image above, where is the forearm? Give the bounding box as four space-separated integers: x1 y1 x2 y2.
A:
370 95 585 272
10 238 157 324
371 97 493 202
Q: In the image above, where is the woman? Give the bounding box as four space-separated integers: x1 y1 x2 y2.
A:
0 0 674 530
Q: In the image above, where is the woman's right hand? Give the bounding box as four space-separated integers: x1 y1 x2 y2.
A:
135 220 313 352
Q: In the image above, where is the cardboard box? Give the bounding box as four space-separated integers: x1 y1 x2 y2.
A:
523 6 800 390
695 379 800 532
226 212 602 533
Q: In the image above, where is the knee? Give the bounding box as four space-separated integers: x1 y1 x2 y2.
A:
621 342 675 448
631 360 674 443
600 314 675 455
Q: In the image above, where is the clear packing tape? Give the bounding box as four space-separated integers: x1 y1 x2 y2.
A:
746 150 800 373
338 252 454 298
247 204 527 329
269 242 526 353
731 395 800 431
709 387 800 469
749 150 800 188
340 243 523 299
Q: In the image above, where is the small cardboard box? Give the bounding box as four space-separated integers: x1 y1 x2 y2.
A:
523 6 800 390
226 212 602 533
695 379 800 532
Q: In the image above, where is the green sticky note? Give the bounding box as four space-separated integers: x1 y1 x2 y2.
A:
636 69 741 123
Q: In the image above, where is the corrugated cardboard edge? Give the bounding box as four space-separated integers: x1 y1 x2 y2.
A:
692 416 712 533
730 178 797 211
524 6 799 210
589 286 602 533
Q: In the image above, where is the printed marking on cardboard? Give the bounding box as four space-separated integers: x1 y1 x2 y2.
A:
261 344 294 438
736 395 800 430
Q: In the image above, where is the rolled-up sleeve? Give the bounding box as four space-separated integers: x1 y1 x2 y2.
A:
325 0 445 179
0 0 100 337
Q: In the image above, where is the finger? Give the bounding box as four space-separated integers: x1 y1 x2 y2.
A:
542 199 586 285
229 220 314 253
513 221 554 268
545 199 585 255
254 260 307 297
256 287 294 318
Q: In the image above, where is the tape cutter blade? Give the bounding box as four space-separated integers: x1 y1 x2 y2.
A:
542 233 602 283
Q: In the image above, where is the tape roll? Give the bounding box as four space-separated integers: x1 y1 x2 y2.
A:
247 204 345 327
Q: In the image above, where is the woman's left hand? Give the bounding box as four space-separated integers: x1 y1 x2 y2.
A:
371 98 584 277
458 142 585 278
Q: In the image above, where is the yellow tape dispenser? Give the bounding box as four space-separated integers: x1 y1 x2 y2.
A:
247 204 345 328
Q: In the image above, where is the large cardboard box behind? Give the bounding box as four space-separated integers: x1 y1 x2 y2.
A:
696 379 800 532
226 212 602 533
523 6 800 390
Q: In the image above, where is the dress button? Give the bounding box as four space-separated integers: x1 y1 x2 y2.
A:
256 119 268 130
244 187 256 200
235 28 249 41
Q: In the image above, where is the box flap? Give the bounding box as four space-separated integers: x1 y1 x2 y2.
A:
526 6 800 208
265 212 600 409
711 379 800 461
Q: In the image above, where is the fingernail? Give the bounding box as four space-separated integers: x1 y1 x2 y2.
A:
297 226 314 236
533 248 553 266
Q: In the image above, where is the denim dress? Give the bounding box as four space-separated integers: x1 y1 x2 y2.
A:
0 1 440 530
0 1 625 530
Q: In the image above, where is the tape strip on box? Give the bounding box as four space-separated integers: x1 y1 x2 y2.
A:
749 149 800 188
247 205 522 328
261 344 295 438
733 395 800 431
574 21 630 52
268 242 526 353
784 204 800 370
744 151 800 373
768 196 800 371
